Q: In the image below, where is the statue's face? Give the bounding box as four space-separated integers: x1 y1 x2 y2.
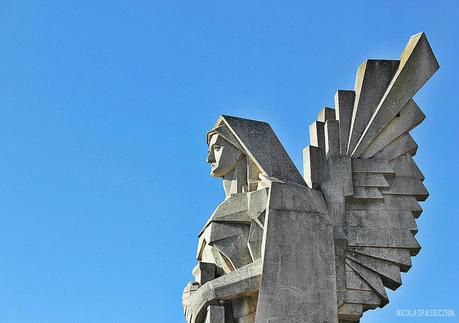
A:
207 134 242 177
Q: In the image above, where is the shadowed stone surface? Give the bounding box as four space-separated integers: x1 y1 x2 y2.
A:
352 32 439 157
310 120 326 151
347 60 399 155
359 99 425 158
303 145 324 189
335 90 355 155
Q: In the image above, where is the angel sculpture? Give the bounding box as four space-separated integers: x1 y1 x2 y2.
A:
182 32 439 323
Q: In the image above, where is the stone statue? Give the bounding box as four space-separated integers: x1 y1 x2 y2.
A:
182 32 439 323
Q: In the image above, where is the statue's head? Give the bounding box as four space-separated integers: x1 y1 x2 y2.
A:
206 115 306 188
207 133 242 177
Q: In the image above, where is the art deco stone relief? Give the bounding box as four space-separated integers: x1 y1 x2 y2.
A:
182 32 439 323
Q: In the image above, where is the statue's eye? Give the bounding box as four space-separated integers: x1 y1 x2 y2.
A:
213 145 221 151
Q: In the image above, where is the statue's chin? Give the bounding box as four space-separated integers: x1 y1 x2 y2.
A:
210 171 223 178
210 167 225 178
211 164 239 178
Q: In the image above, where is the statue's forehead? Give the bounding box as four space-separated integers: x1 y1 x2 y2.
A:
209 133 229 146
208 133 219 146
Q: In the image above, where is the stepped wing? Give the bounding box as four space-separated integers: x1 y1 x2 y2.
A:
303 32 439 321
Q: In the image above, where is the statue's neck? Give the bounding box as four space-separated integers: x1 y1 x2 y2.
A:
223 157 247 198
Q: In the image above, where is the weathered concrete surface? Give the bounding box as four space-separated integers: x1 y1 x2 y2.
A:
352 159 394 175
193 262 217 286
256 182 337 323
325 119 340 158
348 247 412 272
385 176 428 201
303 145 324 189
352 32 439 157
221 115 306 186
373 134 418 160
310 120 326 151
359 99 425 158
346 259 388 302
346 227 420 253
205 305 225 323
185 261 262 323
353 173 389 188
347 60 400 155
346 210 417 234
388 154 424 180
318 106 337 122
335 90 355 155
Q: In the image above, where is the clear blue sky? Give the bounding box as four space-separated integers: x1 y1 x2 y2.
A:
0 1 458 322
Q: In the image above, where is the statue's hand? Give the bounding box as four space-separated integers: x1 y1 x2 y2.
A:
182 261 220 322
183 261 262 322
182 281 218 323
182 281 199 318
183 281 208 323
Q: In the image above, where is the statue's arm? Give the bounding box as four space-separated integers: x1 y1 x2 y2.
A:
184 260 262 323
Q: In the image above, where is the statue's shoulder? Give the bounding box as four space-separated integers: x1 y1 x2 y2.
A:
214 188 271 220
267 181 328 216
199 188 271 235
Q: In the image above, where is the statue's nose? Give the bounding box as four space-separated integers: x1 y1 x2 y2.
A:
207 149 215 163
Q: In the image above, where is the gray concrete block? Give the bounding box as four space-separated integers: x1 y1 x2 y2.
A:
232 296 257 322
335 236 348 308
346 259 388 303
247 220 263 261
351 187 384 200
353 173 389 188
318 107 337 122
347 227 420 255
324 156 354 200
268 182 329 215
346 265 373 291
359 99 425 158
347 252 401 290
325 119 340 158
373 134 418 160
348 247 412 272
193 262 217 286
256 182 337 323
346 210 417 234
389 154 424 180
347 60 400 155
248 188 268 221
346 290 380 309
309 120 326 151
207 222 248 243
338 303 363 322
212 211 252 224
384 176 429 201
352 159 394 175
211 229 253 269
335 90 356 156
205 305 225 323
207 192 250 227
303 145 324 189
351 33 439 156
346 195 422 217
